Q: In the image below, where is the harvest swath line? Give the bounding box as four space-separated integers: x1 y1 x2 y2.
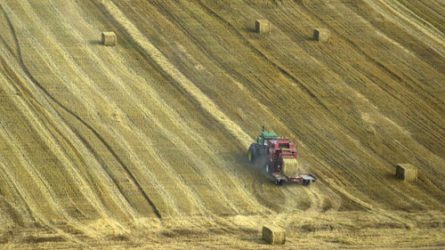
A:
0 5 162 220
0 0 445 248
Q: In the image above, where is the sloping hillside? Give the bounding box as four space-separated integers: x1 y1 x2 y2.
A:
0 0 444 248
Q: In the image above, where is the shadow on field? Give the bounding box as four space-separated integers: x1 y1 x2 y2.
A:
88 39 102 45
240 235 268 245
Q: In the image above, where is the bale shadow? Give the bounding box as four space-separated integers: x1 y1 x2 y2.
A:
246 26 257 33
21 235 65 244
106 234 130 242
241 235 268 245
384 172 399 181
88 39 102 46
307 36 317 41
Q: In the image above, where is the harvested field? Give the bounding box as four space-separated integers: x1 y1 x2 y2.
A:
0 0 444 248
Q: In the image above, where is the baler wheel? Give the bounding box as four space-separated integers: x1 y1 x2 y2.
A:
265 164 269 174
275 179 285 186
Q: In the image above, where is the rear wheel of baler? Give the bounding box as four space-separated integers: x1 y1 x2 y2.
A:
275 179 285 186
266 164 272 175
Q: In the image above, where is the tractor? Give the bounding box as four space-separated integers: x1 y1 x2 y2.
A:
248 128 316 186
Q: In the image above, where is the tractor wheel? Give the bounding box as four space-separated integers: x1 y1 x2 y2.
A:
247 144 257 163
303 180 310 186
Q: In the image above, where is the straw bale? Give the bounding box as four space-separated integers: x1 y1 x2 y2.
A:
255 19 271 34
262 225 285 244
102 32 116 46
395 163 417 181
313 28 330 42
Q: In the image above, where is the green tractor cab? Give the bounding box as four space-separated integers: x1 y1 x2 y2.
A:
256 130 278 145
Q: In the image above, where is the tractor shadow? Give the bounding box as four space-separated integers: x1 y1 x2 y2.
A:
229 150 269 179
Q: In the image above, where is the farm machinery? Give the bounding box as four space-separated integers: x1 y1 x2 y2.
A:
247 128 316 186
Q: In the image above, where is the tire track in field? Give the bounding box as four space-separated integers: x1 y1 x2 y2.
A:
196 0 332 114
48 0 253 216
414 0 445 31
193 0 436 209
8 0 253 218
379 0 445 56
24 0 196 217
298 0 445 157
153 0 340 211
96 0 276 214
299 0 445 118
0 10 110 221
109 1 277 214
194 0 392 211
181 0 333 211
297 0 445 138
0 3 162 220
195 0 374 154
112 0 308 214
28 0 259 216
19 0 185 217
295 0 445 205
346 2 445 114
253 1 445 196
234 1 400 162
0 43 139 222
10 0 168 219
347 1 445 75
0 56 137 238
147 0 298 137
326 1 445 113
96 0 252 149
0 116 90 246
0 135 35 228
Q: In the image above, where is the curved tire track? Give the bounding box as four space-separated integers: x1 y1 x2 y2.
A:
0 5 162 220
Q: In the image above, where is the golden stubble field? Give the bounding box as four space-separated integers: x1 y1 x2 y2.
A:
0 0 444 248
